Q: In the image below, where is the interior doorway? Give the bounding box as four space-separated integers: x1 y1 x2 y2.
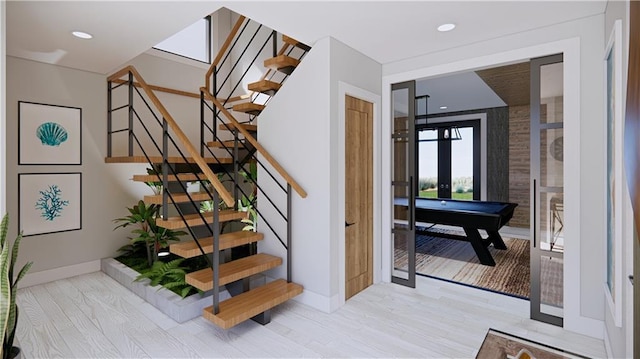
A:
345 95 374 300
393 57 565 327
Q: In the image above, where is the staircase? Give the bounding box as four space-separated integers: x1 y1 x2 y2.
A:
105 14 310 329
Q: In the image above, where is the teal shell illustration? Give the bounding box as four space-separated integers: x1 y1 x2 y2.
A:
36 122 68 146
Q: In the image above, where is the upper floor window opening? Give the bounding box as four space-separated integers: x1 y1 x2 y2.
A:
153 16 211 64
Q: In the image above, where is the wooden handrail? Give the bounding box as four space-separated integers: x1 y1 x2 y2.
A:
108 66 235 207
111 79 200 99
112 78 246 103
201 88 307 199
205 15 247 93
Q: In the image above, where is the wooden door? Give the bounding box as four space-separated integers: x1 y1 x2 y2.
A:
345 95 373 300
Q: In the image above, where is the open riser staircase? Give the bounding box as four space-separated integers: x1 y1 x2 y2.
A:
105 14 310 330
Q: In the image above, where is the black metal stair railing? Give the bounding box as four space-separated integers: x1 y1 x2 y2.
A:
107 67 233 314
202 16 309 154
200 90 295 285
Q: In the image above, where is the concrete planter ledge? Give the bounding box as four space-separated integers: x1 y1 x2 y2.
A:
101 257 224 323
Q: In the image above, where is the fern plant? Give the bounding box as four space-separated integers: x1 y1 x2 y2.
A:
134 259 198 298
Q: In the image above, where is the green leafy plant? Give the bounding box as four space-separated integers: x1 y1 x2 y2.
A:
145 168 163 195
238 194 257 232
134 258 198 298
0 214 33 359
113 200 185 267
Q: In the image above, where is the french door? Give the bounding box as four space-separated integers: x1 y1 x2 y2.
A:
391 81 416 287
417 120 480 200
530 54 564 326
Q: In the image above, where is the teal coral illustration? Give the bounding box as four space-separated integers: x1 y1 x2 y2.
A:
36 122 68 146
35 184 69 221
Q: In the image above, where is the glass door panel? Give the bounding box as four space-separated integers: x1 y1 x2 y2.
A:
451 127 475 200
531 54 564 326
418 130 438 198
391 81 416 287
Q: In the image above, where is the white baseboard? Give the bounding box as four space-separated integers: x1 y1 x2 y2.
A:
565 314 604 340
291 288 338 314
604 325 613 359
20 260 101 288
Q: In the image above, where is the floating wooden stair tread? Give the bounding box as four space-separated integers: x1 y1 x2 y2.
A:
186 253 283 291
248 80 282 96
207 140 242 148
156 210 247 230
203 279 303 329
144 192 210 205
282 35 311 51
218 123 258 132
264 55 300 75
232 103 265 115
132 173 205 183
105 156 232 164
170 231 264 258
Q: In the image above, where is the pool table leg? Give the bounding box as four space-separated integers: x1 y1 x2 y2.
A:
487 231 507 250
463 228 496 266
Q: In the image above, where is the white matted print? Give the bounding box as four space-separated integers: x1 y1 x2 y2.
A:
19 173 82 236
19 101 82 165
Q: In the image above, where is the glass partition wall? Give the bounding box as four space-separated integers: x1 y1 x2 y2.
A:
530 54 564 326
391 81 416 287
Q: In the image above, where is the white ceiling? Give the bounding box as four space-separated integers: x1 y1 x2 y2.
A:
7 1 607 75
6 1 605 114
417 72 507 115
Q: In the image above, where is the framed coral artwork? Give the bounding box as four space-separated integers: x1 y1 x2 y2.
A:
18 173 82 236
18 101 82 165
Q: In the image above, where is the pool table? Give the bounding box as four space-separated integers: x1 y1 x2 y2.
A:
394 197 518 266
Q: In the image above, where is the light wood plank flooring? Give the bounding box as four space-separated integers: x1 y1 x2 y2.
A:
15 272 606 358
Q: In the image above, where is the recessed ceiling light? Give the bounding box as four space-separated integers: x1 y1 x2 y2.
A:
437 23 456 32
72 31 93 39
439 106 448 110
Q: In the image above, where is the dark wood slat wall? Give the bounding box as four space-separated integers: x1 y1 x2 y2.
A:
485 107 510 203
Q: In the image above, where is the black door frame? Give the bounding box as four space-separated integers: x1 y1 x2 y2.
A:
416 119 481 200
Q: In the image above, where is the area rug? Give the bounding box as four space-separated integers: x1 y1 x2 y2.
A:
394 231 531 299
476 329 588 358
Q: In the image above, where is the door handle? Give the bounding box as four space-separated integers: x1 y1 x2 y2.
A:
629 275 634 286
345 221 355 228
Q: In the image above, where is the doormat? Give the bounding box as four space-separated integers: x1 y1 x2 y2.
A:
476 329 589 359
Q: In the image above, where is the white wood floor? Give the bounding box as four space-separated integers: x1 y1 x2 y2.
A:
15 271 607 358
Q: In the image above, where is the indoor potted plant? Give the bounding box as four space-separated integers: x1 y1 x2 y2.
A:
1 214 33 359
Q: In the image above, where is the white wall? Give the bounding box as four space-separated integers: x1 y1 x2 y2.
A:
1 1 6 216
256 37 333 310
5 43 221 283
382 14 605 338
6 57 137 277
603 1 633 357
256 36 381 312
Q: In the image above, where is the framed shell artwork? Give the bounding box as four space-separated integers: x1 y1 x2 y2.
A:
18 101 82 165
